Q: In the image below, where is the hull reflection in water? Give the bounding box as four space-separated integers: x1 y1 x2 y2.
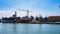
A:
0 23 60 34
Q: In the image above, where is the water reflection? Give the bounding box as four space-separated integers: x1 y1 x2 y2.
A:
13 24 17 34
0 23 60 34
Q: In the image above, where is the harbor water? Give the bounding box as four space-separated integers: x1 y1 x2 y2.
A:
0 23 60 34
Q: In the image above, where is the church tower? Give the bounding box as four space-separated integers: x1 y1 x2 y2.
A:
13 11 17 18
15 11 17 17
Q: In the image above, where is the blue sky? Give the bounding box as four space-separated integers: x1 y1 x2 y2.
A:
0 0 60 18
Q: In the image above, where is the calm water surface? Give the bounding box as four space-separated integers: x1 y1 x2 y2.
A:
0 23 60 34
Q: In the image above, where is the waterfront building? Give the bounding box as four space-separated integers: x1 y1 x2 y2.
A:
2 17 13 23
0 19 2 22
38 15 43 22
2 11 17 23
31 19 40 23
2 11 60 23
2 11 31 23
48 16 60 22
2 17 21 23
20 16 31 23
43 17 48 22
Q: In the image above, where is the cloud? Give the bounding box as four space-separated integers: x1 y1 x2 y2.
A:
0 0 60 18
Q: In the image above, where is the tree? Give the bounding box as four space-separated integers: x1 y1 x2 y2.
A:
30 16 34 21
35 16 39 21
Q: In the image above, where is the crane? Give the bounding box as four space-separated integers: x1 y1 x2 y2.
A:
17 9 32 17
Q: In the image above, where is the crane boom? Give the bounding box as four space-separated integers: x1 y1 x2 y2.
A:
17 9 31 17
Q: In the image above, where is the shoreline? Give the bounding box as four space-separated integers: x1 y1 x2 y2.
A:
0 22 60 24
